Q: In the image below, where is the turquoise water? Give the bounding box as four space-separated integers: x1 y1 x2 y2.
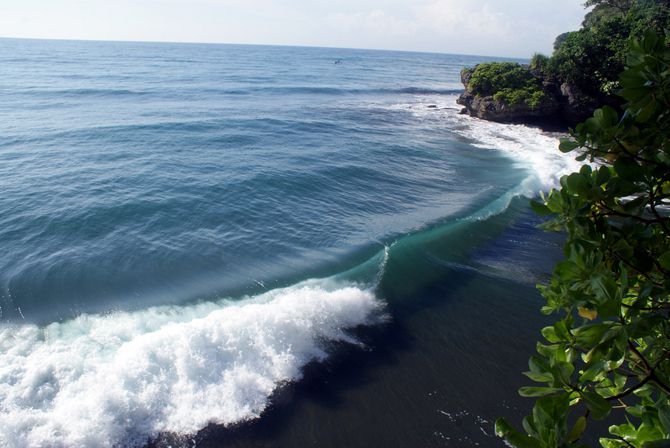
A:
0 39 579 447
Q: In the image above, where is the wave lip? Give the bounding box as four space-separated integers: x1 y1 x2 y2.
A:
0 282 384 448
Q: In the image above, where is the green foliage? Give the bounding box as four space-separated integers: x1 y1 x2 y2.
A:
493 88 550 109
460 1 670 121
554 33 571 52
584 0 637 18
469 62 535 95
549 16 631 96
531 53 552 75
497 32 670 448
468 62 548 109
551 0 670 97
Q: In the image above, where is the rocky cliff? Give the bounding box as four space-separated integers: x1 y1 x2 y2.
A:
457 64 599 129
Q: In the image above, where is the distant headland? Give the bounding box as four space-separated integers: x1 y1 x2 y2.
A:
457 0 670 129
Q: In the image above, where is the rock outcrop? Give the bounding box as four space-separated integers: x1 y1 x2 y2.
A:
457 89 560 123
457 64 599 129
558 82 600 125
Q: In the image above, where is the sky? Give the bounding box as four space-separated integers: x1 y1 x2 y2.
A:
0 0 587 57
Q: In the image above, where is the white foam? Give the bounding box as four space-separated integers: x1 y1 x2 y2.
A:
0 282 384 447
454 114 581 192
389 94 582 193
450 97 583 192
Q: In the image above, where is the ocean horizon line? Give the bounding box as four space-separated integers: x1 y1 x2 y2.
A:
0 35 529 61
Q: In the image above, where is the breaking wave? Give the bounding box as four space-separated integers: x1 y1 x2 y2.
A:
0 282 384 447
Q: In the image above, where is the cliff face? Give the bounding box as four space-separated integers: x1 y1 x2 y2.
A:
557 82 600 125
457 65 598 128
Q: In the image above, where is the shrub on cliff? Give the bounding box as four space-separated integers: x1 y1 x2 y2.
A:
551 0 670 98
549 18 630 97
530 53 551 73
466 62 549 109
460 1 670 125
496 31 670 448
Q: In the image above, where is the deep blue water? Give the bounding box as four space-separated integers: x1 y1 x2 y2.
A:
0 38 577 448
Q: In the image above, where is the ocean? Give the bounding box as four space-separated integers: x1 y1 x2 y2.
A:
0 38 580 447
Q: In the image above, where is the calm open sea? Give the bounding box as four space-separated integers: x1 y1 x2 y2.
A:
0 38 579 447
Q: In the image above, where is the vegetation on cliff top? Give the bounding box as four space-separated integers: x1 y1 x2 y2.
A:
544 0 670 99
460 0 670 123
496 31 670 448
465 62 549 109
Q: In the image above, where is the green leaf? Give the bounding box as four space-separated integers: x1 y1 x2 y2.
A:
559 139 581 153
610 422 637 439
659 251 670 271
600 438 627 448
566 416 587 443
553 362 575 385
591 276 619 304
530 200 553 216
573 323 613 346
525 355 555 383
593 107 619 127
495 419 542 448
566 173 590 195
597 299 621 319
596 166 611 186
541 326 560 343
522 416 538 438
642 441 670 448
614 158 645 182
658 400 670 435
636 99 657 123
524 371 554 383
601 106 619 126
622 195 647 213
554 319 572 341
613 372 627 391
637 422 665 444
519 386 564 397
583 391 612 420
579 361 607 382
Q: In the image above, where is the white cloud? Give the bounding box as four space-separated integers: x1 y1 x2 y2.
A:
414 0 513 39
326 10 418 38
